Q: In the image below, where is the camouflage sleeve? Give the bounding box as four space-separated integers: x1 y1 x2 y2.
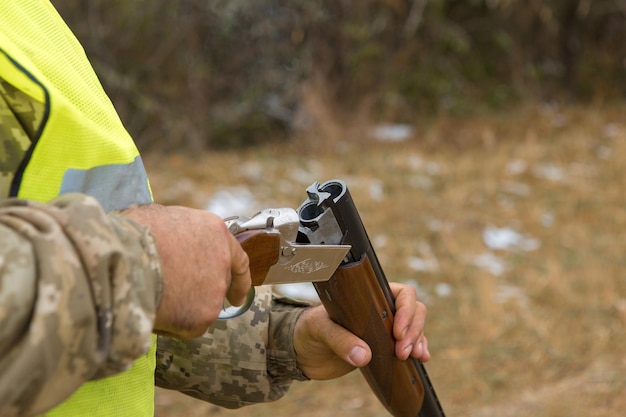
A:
0 193 163 416
155 286 311 408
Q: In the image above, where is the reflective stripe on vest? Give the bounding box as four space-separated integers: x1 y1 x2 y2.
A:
59 155 152 212
1 2 155 416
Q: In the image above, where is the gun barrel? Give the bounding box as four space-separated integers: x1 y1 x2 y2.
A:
297 180 446 417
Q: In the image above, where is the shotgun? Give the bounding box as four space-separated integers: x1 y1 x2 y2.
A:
224 179 446 417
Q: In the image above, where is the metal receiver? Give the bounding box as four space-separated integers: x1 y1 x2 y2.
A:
219 208 350 319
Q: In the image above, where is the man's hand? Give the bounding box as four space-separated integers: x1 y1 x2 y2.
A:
293 282 429 380
122 204 251 339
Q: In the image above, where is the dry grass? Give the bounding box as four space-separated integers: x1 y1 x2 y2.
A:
145 102 626 417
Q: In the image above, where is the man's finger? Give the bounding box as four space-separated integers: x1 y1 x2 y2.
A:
226 234 251 306
389 282 420 340
389 282 430 361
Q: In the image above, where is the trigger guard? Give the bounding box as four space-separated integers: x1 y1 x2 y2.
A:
218 287 256 320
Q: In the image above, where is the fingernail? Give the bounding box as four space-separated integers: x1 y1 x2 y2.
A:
416 342 424 357
348 346 368 366
403 344 414 358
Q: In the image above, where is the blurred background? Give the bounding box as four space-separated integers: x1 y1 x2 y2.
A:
55 0 624 151
54 1 625 416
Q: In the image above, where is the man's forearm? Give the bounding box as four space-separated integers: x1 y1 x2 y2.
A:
0 194 162 416
155 287 310 409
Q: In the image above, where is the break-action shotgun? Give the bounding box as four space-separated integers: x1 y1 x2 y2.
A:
223 179 446 417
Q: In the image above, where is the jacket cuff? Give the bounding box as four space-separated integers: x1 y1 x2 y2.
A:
267 296 311 382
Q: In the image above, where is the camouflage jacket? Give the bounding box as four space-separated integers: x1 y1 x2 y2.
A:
0 193 310 416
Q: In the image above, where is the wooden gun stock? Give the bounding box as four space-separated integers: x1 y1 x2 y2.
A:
314 255 425 416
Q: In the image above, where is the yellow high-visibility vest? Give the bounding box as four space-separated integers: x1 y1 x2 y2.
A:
1 1 156 416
